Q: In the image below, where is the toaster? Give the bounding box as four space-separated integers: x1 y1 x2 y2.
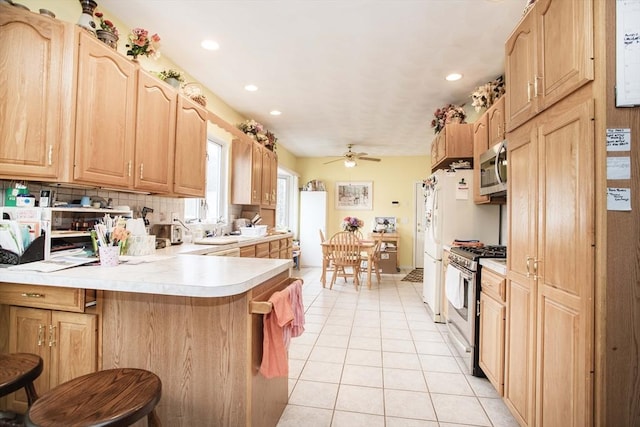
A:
151 223 183 245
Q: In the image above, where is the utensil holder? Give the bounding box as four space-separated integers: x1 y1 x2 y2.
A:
99 245 120 267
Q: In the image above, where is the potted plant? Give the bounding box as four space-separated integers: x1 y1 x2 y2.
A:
158 69 184 88
94 11 118 49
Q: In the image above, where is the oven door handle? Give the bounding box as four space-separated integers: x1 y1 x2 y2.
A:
449 263 474 281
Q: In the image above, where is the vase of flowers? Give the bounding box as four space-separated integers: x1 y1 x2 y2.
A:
94 11 118 49
431 104 466 134
126 27 160 61
158 69 184 88
342 216 364 232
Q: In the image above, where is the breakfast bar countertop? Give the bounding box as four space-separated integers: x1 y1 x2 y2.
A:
0 254 292 298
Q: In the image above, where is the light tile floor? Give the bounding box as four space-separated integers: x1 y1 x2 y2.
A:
277 267 519 427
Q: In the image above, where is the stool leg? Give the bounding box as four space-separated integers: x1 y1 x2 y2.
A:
148 409 162 427
25 381 39 406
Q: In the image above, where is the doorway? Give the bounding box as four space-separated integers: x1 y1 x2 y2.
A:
413 181 425 268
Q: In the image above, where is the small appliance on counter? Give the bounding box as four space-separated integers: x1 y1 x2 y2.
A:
151 223 183 245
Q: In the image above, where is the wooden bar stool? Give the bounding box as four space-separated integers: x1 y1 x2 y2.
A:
25 368 162 427
0 353 43 406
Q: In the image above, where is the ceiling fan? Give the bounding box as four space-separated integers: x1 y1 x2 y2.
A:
323 144 381 167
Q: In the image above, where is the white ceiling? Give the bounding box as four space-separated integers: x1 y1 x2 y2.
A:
100 0 526 159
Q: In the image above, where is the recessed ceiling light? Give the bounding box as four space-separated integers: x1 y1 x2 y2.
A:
446 73 463 81
244 84 258 92
270 110 282 116
200 39 219 51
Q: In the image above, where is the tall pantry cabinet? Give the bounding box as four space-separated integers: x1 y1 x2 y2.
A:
505 0 640 426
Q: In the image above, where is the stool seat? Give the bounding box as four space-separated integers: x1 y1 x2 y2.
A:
0 353 43 405
25 368 161 427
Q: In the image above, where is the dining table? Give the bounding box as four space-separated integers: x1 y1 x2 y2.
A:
321 239 376 289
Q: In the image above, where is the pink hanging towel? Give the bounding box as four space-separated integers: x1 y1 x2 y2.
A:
259 287 294 378
289 280 305 339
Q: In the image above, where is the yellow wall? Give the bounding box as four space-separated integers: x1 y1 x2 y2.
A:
297 156 430 268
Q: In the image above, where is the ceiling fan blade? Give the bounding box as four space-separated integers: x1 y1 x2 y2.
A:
323 158 344 164
354 152 368 157
358 157 381 162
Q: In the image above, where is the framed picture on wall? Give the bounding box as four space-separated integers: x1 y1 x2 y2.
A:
335 181 373 210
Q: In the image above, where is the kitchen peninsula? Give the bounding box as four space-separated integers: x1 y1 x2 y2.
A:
0 246 295 427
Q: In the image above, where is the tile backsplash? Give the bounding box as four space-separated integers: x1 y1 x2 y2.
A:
1 180 185 225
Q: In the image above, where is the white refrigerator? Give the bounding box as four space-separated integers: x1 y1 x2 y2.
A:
299 191 327 267
422 169 500 322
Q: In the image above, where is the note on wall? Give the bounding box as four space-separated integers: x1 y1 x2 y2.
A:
606 128 632 151
607 187 632 211
616 0 640 106
607 156 631 179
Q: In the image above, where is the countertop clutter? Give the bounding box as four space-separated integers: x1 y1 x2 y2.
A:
0 233 294 298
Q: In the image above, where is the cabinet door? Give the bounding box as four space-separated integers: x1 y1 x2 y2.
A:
505 121 537 426
487 97 506 146
173 96 207 197
251 144 263 205
505 9 537 132
535 100 594 427
269 151 278 207
8 306 50 412
49 311 97 389
135 71 177 193
0 7 73 180
74 31 136 188
231 138 254 205
535 0 594 110
473 114 490 204
479 292 505 396
261 148 271 206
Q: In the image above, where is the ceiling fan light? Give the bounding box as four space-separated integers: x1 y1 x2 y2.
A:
344 159 357 168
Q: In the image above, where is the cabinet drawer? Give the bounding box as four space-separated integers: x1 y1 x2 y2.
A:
480 269 506 302
270 240 281 251
255 242 270 258
0 284 88 312
240 245 256 258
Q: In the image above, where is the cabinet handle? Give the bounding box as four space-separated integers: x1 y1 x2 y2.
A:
38 324 45 346
533 258 541 280
526 256 533 278
140 163 144 180
48 145 53 166
527 82 532 102
534 75 539 97
21 292 44 298
49 325 56 347
128 161 132 177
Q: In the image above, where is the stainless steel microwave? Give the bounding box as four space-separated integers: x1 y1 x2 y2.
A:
479 140 507 196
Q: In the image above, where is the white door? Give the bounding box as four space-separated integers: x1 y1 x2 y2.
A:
414 182 425 268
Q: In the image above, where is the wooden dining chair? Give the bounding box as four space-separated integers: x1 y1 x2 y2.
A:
361 234 384 285
328 231 362 290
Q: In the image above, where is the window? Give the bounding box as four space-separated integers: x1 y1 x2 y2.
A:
276 167 299 236
184 137 228 222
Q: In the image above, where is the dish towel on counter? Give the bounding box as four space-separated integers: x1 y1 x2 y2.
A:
259 287 294 379
289 280 305 339
445 264 465 309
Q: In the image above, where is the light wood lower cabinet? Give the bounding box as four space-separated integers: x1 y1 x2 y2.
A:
6 306 97 413
479 268 506 396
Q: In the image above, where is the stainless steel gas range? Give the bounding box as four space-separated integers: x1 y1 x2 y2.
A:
445 245 506 377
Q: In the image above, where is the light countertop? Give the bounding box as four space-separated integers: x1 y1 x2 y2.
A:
480 258 507 276
0 234 294 298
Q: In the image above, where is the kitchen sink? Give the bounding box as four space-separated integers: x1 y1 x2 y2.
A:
194 236 239 245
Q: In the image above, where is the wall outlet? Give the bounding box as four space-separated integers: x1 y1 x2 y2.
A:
159 212 166 222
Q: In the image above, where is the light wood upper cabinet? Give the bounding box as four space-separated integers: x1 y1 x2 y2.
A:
173 96 207 197
251 143 263 205
505 0 593 132
231 138 278 208
0 6 74 181
8 306 97 413
430 123 473 172
472 114 490 204
261 147 272 206
135 71 177 193
231 138 255 205
487 97 506 146
74 31 137 188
